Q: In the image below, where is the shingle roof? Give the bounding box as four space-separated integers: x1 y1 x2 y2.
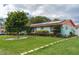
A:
61 20 76 27
30 21 62 27
30 20 76 27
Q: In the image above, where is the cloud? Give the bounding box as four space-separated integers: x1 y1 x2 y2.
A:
1 4 79 23
32 5 45 16
0 4 17 18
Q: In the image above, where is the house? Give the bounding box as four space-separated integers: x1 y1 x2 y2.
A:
30 20 77 37
0 18 5 34
75 25 79 36
60 20 76 37
0 26 5 34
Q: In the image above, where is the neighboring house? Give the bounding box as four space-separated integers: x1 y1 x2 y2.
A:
30 20 77 37
75 25 79 36
0 18 5 34
0 26 5 34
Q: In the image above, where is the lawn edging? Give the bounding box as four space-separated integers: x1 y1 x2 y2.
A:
20 37 75 55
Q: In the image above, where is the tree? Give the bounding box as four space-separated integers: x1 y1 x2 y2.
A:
30 16 51 24
53 18 60 21
5 11 29 35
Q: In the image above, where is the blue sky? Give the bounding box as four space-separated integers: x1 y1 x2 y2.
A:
0 4 79 23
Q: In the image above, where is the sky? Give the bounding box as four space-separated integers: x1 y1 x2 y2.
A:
0 4 79 23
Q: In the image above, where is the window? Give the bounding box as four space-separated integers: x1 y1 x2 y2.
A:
50 27 53 32
41 27 44 29
65 26 68 30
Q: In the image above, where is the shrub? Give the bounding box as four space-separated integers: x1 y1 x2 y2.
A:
26 26 32 34
35 30 49 33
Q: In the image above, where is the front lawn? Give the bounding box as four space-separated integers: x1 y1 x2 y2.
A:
0 35 16 39
29 37 79 55
0 35 62 55
0 35 78 55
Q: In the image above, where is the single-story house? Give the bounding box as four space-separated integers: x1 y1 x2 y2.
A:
30 20 78 37
0 19 79 37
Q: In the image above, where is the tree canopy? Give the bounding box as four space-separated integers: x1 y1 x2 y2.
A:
53 18 60 21
5 11 29 34
30 16 51 24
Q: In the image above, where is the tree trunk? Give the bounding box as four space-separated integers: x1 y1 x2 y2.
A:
17 32 20 39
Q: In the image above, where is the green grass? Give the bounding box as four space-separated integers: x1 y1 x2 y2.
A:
0 35 78 55
0 35 62 55
29 37 79 55
0 35 16 39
